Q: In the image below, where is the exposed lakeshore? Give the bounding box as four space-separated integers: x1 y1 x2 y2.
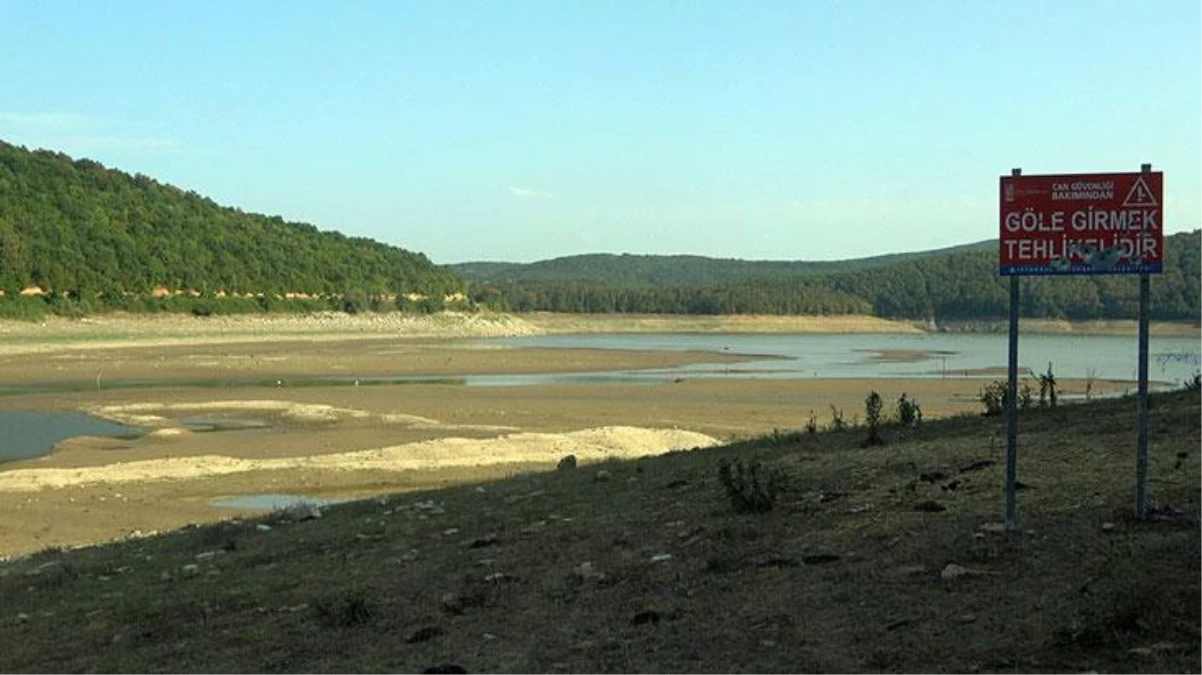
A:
0 311 1194 557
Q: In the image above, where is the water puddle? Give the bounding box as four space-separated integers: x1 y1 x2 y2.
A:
210 493 349 510
0 411 143 463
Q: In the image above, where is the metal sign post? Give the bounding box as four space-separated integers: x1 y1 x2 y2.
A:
998 164 1163 526
1005 169 1021 529
1135 161 1154 517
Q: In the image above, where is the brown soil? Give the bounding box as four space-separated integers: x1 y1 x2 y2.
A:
0 313 1143 558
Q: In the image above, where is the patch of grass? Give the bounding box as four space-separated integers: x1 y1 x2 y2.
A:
314 591 375 628
716 456 786 513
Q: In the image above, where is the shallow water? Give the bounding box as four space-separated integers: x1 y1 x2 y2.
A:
210 493 349 510
482 332 1201 385
0 412 142 463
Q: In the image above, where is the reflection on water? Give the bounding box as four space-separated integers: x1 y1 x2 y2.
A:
210 493 348 510
0 411 142 463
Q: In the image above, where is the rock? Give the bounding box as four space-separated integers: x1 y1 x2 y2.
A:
195 551 219 561
1127 647 1154 657
940 564 973 580
422 664 466 674
16 612 30 622
959 459 996 472
650 553 673 563
26 561 61 577
440 593 464 615
557 455 577 471
957 613 977 623
631 610 661 625
1101 522 1117 532
979 522 1008 534
468 534 499 549
180 564 201 577
255 524 272 532
594 470 612 482
406 626 445 644
574 561 606 581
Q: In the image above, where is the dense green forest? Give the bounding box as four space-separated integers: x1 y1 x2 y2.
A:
462 231 1201 322
0 140 462 317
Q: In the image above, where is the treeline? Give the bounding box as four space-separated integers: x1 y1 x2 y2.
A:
453 241 994 289
467 231 1201 322
470 280 873 315
0 140 462 314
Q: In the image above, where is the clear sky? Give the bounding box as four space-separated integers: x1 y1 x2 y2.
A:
2 0 1199 264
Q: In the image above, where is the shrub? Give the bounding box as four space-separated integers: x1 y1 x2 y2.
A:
717 457 784 513
1019 381 1035 410
895 393 922 427
1184 372 1201 393
828 405 847 432
1039 362 1058 408
0 296 48 321
979 381 1008 416
314 591 374 627
804 410 818 435
862 390 884 446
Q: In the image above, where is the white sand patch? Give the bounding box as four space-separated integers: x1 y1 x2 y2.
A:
87 400 518 434
0 426 718 492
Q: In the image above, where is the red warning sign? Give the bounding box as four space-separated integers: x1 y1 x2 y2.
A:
999 171 1163 275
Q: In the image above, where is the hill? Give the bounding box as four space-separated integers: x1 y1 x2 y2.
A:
0 389 1197 672
453 241 996 289
0 140 463 314
459 233 1201 322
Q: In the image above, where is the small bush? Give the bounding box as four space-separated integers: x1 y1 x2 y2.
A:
314 591 374 627
0 296 48 321
1019 381 1035 410
828 405 847 432
804 410 818 435
895 393 922 427
717 457 784 514
1184 372 1201 393
1039 362 1058 408
862 390 884 447
979 381 1008 416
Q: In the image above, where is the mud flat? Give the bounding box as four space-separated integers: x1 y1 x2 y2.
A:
0 311 1146 558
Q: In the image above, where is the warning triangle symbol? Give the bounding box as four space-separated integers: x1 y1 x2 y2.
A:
1122 177 1158 208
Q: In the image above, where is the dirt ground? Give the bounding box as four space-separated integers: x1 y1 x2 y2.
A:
0 313 1153 558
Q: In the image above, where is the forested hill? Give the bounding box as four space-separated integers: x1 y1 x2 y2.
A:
0 140 462 307
453 241 995 288
462 231 1201 322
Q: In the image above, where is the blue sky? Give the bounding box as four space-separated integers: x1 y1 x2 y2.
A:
2 1 1199 264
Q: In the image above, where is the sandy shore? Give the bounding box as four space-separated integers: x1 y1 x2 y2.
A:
0 311 1162 558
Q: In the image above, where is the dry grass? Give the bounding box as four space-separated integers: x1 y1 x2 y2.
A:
0 391 1198 673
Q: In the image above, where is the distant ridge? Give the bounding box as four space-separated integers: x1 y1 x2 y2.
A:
453 240 995 288
457 233 1200 322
